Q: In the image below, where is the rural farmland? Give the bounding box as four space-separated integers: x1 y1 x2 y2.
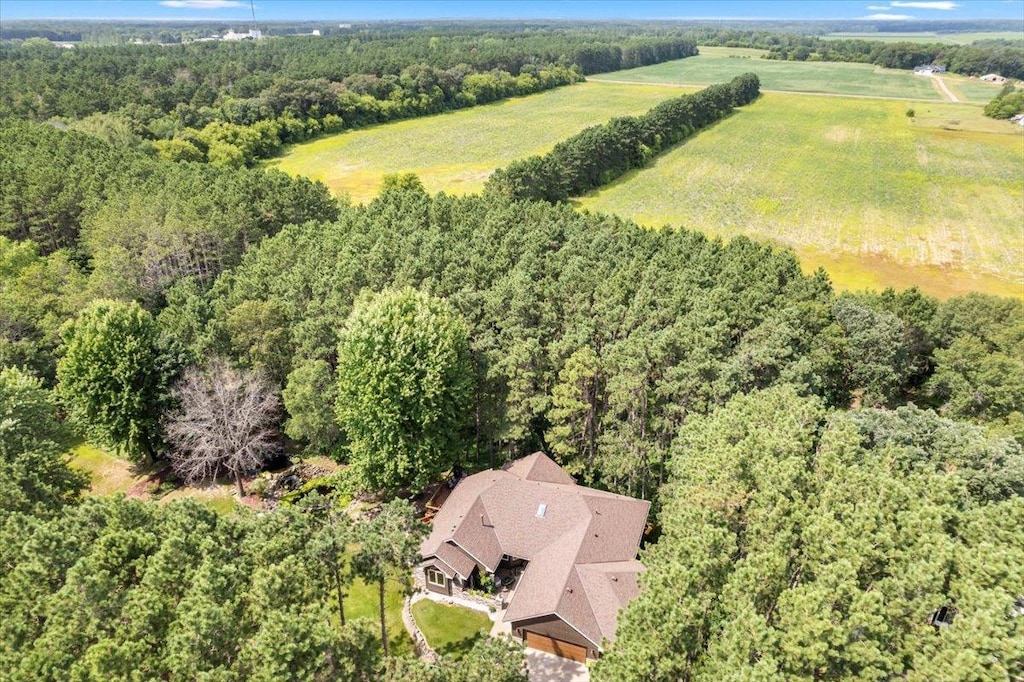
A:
264 81 689 202
268 51 1022 298
590 46 1006 103
578 92 1024 298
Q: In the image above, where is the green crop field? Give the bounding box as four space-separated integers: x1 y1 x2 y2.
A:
589 46 1004 102
264 81 689 203
577 93 1024 299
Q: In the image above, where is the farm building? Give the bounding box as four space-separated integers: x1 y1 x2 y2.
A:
913 64 947 74
419 451 650 662
980 74 1007 84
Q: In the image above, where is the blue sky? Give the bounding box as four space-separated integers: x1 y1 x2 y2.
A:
0 0 1022 22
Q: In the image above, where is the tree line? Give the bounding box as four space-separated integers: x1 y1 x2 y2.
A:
485 73 761 202
0 29 697 166
759 36 1024 79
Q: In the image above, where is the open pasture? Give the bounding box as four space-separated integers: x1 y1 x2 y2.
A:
577 93 1024 299
590 46 1004 102
264 81 689 203
594 47 1004 104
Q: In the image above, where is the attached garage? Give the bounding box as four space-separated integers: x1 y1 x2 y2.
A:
525 631 588 663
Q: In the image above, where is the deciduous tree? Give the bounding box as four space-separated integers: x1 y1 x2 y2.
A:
56 299 163 462
335 287 473 492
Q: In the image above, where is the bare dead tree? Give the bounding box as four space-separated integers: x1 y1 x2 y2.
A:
164 358 280 497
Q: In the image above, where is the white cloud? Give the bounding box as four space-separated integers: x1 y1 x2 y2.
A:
890 1 960 9
860 12 917 19
866 4 890 9
159 0 244 8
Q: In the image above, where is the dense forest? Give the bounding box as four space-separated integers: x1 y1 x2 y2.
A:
2 19 1023 682
0 28 696 165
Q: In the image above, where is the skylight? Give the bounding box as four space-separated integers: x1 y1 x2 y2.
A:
536 503 547 518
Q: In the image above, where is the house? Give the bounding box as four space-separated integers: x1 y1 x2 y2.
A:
222 29 263 41
419 452 650 662
980 73 1006 84
913 64 946 74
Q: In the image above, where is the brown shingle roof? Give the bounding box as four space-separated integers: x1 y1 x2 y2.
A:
420 452 649 651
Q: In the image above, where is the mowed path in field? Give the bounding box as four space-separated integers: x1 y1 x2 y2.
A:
266 49 1022 298
264 81 691 202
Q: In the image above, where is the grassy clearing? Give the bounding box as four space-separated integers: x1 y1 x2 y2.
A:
69 442 148 496
938 73 1012 105
577 93 1024 300
591 46 948 100
263 81 690 203
348 576 414 656
70 441 242 514
412 600 492 660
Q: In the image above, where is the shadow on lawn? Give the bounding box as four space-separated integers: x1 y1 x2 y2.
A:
436 631 487 660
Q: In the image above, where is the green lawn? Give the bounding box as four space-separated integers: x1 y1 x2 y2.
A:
411 599 492 660
348 576 414 657
577 92 1024 299
263 81 690 203
590 46 953 100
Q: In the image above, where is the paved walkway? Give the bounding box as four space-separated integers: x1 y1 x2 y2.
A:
526 650 590 682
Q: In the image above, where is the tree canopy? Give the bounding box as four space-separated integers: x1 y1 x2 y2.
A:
335 287 473 492
594 386 1024 681
56 299 163 462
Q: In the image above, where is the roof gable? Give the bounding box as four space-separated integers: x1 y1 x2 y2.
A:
420 452 650 650
502 451 577 485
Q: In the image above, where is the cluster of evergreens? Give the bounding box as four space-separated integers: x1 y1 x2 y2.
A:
594 386 1024 680
0 489 527 681
486 73 760 202
0 29 696 165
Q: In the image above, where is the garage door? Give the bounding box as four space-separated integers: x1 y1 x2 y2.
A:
525 631 588 663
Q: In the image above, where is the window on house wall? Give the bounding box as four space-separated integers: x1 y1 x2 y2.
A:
426 567 447 588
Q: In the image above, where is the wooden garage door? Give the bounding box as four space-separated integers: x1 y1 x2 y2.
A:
525 630 588 663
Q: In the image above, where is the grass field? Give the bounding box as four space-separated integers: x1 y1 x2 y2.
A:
412 600 492 659
69 442 241 513
577 93 1024 299
264 81 688 203
348 577 414 656
590 45 966 100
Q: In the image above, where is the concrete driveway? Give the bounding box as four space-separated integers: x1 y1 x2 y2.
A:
526 649 590 682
